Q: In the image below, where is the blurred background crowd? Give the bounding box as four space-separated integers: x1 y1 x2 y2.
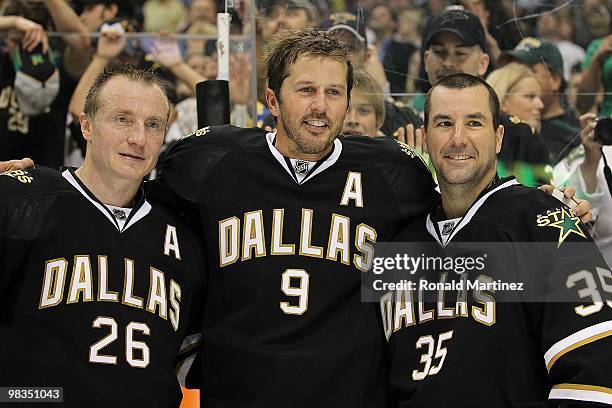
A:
0 0 611 261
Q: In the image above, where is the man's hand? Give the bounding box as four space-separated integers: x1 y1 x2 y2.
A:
593 34 612 65
150 36 183 68
0 158 35 172
96 22 127 60
395 123 427 158
15 16 48 53
539 185 592 223
579 113 601 161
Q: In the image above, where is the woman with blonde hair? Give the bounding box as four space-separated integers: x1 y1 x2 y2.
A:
487 62 552 186
487 62 544 133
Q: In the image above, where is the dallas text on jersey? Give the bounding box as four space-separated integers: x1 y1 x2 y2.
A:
37 225 184 331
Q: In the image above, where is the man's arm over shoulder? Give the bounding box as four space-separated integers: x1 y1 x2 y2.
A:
155 125 266 205
0 167 61 303
374 137 439 225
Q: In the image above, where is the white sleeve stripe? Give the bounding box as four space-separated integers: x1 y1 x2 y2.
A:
544 320 612 371
549 385 612 405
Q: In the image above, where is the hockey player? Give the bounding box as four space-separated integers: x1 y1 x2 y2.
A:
0 65 205 406
0 30 595 407
152 28 438 407
384 73 611 407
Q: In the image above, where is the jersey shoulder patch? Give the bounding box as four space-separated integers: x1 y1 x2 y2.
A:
487 185 592 248
0 167 66 203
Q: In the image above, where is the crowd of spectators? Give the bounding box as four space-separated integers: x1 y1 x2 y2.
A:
0 0 611 258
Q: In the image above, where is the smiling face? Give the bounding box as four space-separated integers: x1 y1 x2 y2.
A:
342 88 381 136
425 84 503 191
266 54 349 160
501 76 544 133
80 76 169 182
424 31 489 84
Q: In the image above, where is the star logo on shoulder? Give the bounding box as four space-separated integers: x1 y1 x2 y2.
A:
536 207 587 247
185 126 210 139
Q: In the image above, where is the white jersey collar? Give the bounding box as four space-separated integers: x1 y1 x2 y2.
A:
62 169 152 233
426 177 520 247
265 132 343 185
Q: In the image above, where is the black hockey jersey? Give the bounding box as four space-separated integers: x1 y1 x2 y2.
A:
154 125 438 407
384 176 612 407
0 168 205 407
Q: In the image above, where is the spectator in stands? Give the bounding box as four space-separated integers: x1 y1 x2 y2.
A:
76 0 131 31
458 0 524 55
381 8 421 98
66 0 136 78
411 6 490 113
486 62 553 185
0 0 89 168
487 62 544 134
183 18 217 56
583 0 610 46
186 0 217 27
321 11 422 137
408 8 551 186
499 38 582 162
535 6 586 81
68 27 203 146
179 0 217 57
577 33 612 116
142 0 187 33
261 0 319 41
367 2 396 53
554 113 612 265
341 69 385 137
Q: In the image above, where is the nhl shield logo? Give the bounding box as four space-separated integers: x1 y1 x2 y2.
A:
294 160 310 175
112 208 127 221
441 221 455 235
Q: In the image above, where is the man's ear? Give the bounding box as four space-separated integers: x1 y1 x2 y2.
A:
105 4 119 20
495 124 504 154
478 52 490 77
265 87 281 117
79 113 93 142
551 73 562 92
422 125 429 154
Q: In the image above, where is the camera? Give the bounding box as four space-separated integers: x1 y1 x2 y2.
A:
594 116 612 145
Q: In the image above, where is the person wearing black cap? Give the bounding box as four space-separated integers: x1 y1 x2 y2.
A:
320 11 423 138
499 37 581 163
403 7 552 187
422 7 490 85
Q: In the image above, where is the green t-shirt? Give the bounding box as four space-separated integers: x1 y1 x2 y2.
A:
582 37 612 116
411 93 425 114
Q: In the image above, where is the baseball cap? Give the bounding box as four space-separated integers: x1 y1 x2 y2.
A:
423 8 486 52
499 37 564 75
320 12 367 45
287 0 319 23
11 44 59 116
